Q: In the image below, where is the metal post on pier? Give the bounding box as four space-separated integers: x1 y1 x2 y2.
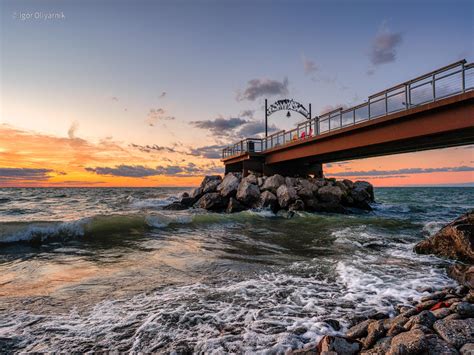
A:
265 99 268 138
308 103 312 134
462 62 466 93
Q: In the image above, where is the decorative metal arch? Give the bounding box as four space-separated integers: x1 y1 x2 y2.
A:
266 99 309 118
264 99 312 137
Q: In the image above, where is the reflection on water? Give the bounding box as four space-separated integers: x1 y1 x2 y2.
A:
0 187 472 352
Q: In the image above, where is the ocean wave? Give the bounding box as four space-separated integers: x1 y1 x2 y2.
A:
0 213 192 245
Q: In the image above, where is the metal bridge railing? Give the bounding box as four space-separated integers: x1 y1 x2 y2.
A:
222 60 473 159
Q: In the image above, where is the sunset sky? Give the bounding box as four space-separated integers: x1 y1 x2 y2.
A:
0 0 473 187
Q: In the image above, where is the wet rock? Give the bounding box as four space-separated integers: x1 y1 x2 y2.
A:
426 336 459 355
414 210 474 263
194 193 227 211
312 202 347 214
456 302 474 318
404 310 437 330
285 176 297 187
444 313 462 321
257 191 278 211
303 198 319 211
387 324 405 337
433 318 474 349
449 264 474 290
243 174 258 185
353 181 375 202
292 326 308 336
289 199 305 212
385 315 409 331
295 184 314 200
191 186 204 200
421 291 447 302
236 180 260 206
276 184 297 209
431 307 452 319
226 197 246 213
387 328 431 354
257 177 264 187
460 343 474 354
180 196 196 207
317 185 344 204
202 178 221 194
317 335 361 355
363 319 385 349
342 179 354 190
261 174 285 193
371 336 392 354
346 319 373 339
324 319 341 331
417 300 439 311
162 201 188 210
464 291 474 303
217 173 241 197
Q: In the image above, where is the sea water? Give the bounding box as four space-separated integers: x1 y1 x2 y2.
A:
0 187 472 353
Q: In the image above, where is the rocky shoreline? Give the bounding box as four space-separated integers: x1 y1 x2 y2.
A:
291 211 474 354
165 176 473 354
164 173 375 214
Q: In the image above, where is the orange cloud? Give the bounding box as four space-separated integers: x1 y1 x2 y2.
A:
0 124 220 187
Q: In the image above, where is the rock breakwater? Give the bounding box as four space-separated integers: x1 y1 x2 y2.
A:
164 173 374 214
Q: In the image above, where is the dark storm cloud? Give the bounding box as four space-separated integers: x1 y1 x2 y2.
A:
236 78 289 101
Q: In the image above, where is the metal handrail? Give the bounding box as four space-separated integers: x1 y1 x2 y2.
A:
222 60 473 159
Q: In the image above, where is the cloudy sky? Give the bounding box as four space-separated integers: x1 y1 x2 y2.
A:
0 0 473 187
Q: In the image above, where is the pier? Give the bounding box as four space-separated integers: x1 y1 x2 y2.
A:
222 60 474 177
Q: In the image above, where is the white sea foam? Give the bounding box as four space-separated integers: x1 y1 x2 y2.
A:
129 196 178 209
0 247 453 353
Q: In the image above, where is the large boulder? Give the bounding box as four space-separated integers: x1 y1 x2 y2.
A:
414 211 474 263
194 193 227 211
217 173 241 197
433 318 474 349
202 179 221 194
352 181 375 202
257 191 278 211
236 180 260 206
261 174 285 193
289 199 305 212
191 186 204 200
276 184 297 209
162 201 188 210
200 175 222 187
448 264 474 289
317 185 344 204
387 328 431 354
242 174 257 185
317 335 361 355
191 175 223 201
226 197 246 213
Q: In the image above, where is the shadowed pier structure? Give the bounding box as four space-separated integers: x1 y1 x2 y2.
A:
222 60 474 177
